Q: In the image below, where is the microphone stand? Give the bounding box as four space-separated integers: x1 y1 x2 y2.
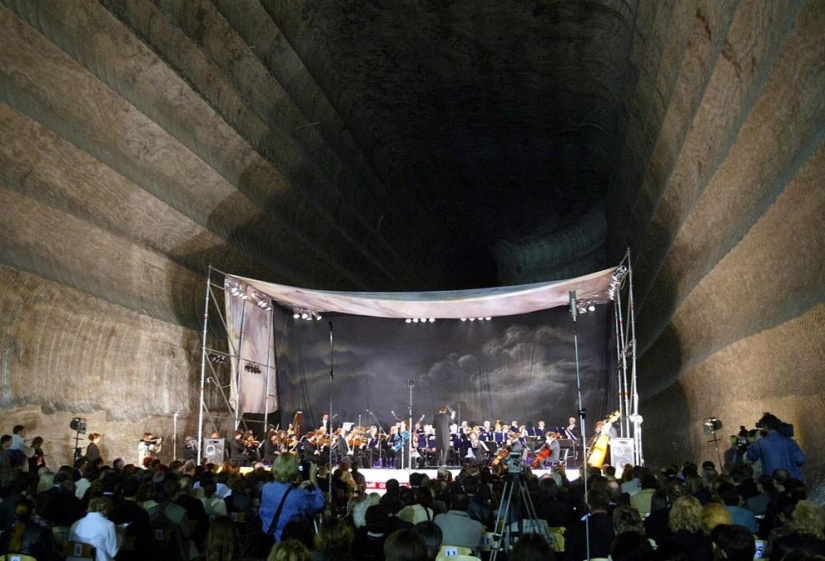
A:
367 409 385 468
407 379 415 476
570 290 590 561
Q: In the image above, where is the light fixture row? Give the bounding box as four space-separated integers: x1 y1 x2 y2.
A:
293 308 323 320
405 318 435 323
460 317 492 321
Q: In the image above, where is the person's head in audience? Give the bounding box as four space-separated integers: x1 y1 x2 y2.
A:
384 528 428 561
272 453 300 484
510 532 556 561
281 517 317 551
611 531 654 561
613 505 645 536
710 524 755 561
366 504 392 536
702 502 732 534
267 539 314 561
587 488 611 514
88 496 113 516
789 500 825 539
669 496 703 533
315 517 354 561
413 521 442 560
204 516 238 561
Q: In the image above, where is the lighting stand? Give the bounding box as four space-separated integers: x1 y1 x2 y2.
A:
569 290 591 561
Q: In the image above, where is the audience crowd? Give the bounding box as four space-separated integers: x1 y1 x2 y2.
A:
0 415 822 561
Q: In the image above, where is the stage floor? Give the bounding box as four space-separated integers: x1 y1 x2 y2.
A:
357 468 578 492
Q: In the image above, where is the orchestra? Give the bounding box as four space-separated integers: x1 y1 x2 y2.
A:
171 411 605 472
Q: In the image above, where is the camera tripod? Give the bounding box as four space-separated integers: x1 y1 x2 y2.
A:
490 474 552 561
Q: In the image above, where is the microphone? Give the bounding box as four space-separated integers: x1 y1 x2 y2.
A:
569 290 578 321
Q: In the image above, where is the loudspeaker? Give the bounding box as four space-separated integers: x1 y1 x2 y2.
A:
203 438 225 465
611 438 635 471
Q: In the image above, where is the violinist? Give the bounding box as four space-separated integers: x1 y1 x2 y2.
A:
229 429 248 465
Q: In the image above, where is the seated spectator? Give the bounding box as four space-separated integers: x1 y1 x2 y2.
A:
611 531 654 561
201 477 228 517
701 502 732 535
69 496 121 561
0 498 62 561
413 521 443 561
315 516 355 561
384 528 428 561
107 477 156 560
203 515 240 561
717 481 757 533
511 532 556 561
710 524 755 561
566 488 615 561
433 491 483 554
398 487 435 525
268 539 314 561
630 472 659 516
658 496 713 561
40 470 85 525
613 504 648 541
770 500 825 561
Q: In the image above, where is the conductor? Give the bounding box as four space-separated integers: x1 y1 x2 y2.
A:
433 405 455 466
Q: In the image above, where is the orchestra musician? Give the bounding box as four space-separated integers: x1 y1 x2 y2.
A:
565 416 580 440
531 431 561 469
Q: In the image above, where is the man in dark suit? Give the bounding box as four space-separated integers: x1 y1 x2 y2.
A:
433 406 454 466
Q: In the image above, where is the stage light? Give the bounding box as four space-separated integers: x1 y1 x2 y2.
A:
249 290 272 310
405 318 412 323
469 317 476 321
460 318 467 321
224 277 247 299
485 317 492 321
588 303 596 312
428 318 435 323
293 312 300 319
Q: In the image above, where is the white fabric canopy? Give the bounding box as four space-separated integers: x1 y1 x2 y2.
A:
229 266 620 319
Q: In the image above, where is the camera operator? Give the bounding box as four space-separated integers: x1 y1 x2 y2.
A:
745 413 805 481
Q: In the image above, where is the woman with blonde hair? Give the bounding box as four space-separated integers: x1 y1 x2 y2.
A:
658 496 713 561
770 500 825 560
268 539 313 561
203 516 239 561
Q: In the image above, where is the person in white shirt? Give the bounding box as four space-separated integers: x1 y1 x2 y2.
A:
69 496 121 561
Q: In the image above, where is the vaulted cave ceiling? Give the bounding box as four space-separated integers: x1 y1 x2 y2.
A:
1 1 823 485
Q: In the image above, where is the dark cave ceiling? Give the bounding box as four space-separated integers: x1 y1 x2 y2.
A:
255 0 634 287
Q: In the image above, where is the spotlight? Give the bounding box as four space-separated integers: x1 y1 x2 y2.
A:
469 317 476 321
244 363 262 374
485 317 492 321
208 353 227 364
293 312 300 319
405 319 412 323
588 303 596 312
224 277 247 299
460 318 467 321
428 318 435 323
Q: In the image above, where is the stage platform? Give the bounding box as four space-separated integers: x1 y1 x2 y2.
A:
357 468 578 493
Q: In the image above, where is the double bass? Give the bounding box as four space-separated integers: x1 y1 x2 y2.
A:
587 411 621 468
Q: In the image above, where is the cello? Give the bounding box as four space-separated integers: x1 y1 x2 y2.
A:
531 432 561 469
587 411 621 468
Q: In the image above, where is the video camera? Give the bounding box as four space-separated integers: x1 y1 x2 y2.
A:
505 450 523 475
756 412 794 438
